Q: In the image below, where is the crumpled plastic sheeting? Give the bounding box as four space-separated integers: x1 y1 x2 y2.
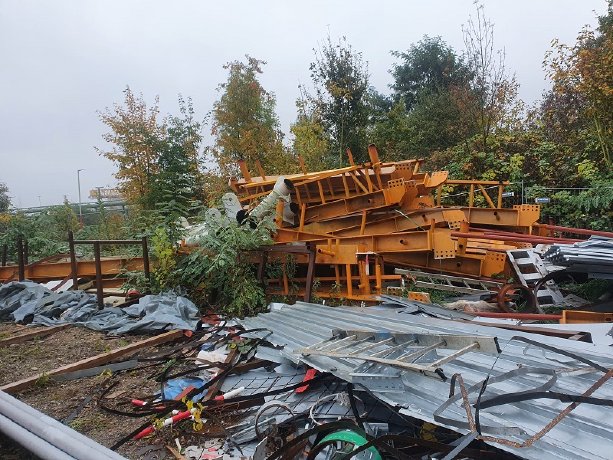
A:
0 281 200 334
0 281 50 321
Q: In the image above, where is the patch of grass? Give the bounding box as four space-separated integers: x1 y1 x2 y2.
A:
564 279 613 302
27 343 47 358
404 285 463 304
68 413 108 432
69 419 85 431
34 373 51 388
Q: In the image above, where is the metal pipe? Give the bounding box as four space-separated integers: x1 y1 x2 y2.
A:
141 236 150 285
0 413 75 460
305 243 316 303
451 232 580 245
93 241 103 309
0 391 127 459
473 312 562 321
468 227 580 243
533 223 613 238
16 237 25 281
77 168 84 224
68 231 78 290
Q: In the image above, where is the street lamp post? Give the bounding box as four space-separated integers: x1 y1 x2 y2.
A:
77 169 85 224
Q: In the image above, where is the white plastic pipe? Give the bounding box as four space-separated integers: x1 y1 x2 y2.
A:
0 413 75 460
248 176 294 222
0 391 126 460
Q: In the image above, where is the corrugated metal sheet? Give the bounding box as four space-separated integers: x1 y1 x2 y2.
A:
239 302 613 460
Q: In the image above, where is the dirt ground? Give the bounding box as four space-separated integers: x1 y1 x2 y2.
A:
0 322 31 338
0 323 207 460
0 326 143 385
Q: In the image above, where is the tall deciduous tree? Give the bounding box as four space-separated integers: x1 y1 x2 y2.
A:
211 56 293 178
308 35 370 165
151 96 204 210
382 36 477 156
290 91 331 172
461 1 520 148
98 87 165 208
545 1 613 168
391 36 472 110
0 182 10 212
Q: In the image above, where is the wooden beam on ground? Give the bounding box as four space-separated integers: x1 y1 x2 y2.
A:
1 329 184 394
0 324 71 347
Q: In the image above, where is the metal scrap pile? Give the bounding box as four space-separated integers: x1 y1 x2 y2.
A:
1 281 612 459
226 147 613 310
29 299 603 460
543 236 613 279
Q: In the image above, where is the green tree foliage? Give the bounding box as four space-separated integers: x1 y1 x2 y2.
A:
429 132 575 186
391 36 472 110
290 93 331 172
100 89 206 215
0 182 10 213
150 96 204 210
47 200 80 239
176 215 274 317
211 56 295 178
126 211 275 318
373 36 477 159
545 1 613 168
527 183 613 231
369 101 416 161
0 211 69 262
307 36 370 164
98 87 165 208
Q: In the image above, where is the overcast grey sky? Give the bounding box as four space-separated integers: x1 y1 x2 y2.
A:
0 0 608 208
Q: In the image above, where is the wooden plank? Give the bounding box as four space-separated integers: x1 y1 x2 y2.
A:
0 324 71 347
1 329 184 394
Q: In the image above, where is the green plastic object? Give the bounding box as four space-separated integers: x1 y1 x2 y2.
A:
317 429 383 460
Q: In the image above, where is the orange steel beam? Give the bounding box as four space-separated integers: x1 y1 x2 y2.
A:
0 257 145 283
451 231 580 245
238 160 252 182
235 162 423 199
477 184 496 208
446 180 511 186
235 164 367 191
309 229 439 253
302 179 406 223
233 159 425 195
383 248 507 278
274 228 331 243
238 167 388 205
332 209 466 236
460 205 540 228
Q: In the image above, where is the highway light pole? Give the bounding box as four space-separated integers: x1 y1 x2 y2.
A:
77 169 85 224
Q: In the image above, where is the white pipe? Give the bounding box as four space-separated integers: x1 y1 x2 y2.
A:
0 413 75 460
0 391 126 460
248 176 294 222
